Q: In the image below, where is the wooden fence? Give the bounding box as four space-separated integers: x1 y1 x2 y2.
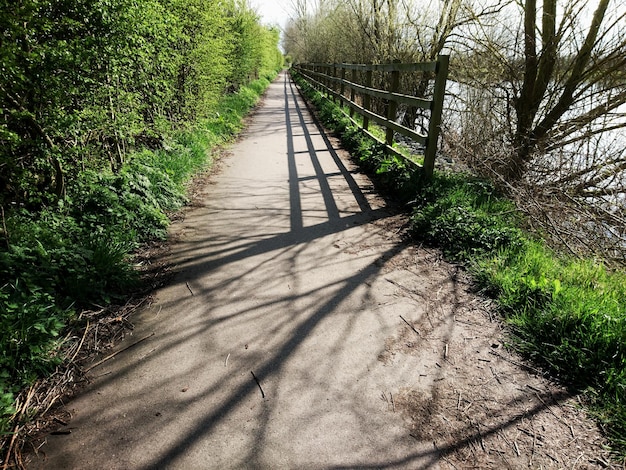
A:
292 55 449 179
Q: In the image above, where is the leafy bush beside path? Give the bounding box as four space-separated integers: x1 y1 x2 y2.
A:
0 72 277 442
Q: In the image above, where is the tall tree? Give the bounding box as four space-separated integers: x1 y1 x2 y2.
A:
505 0 626 180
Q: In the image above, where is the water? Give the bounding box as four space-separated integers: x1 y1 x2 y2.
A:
441 79 626 252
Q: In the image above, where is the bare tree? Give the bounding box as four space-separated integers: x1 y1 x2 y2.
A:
504 0 626 180
444 0 626 263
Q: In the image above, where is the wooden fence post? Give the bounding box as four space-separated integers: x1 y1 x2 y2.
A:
363 68 372 131
326 65 331 97
340 66 346 110
350 68 357 118
318 65 323 93
295 57 450 180
386 61 401 147
423 55 449 179
332 64 338 104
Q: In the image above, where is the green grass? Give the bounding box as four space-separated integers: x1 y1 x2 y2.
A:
328 99 424 165
410 173 525 259
476 244 626 450
0 71 278 439
292 69 626 458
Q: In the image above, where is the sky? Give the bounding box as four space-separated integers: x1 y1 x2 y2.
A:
249 0 294 28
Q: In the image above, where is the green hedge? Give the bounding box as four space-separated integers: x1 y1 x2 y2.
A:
0 71 279 440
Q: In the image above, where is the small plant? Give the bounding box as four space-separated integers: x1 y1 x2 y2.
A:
0 279 72 429
410 174 525 260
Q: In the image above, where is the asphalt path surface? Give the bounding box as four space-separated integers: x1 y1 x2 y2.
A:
31 72 448 469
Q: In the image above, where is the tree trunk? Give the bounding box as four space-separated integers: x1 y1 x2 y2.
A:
508 0 610 182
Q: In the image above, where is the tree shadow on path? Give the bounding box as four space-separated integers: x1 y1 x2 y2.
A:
33 73 590 470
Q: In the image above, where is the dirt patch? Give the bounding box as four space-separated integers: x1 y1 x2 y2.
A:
309 134 621 468
373 233 618 469
318 119 622 468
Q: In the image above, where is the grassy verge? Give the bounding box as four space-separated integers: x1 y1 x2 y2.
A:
291 70 626 457
0 71 278 441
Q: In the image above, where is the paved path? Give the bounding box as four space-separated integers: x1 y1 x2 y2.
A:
32 72 450 469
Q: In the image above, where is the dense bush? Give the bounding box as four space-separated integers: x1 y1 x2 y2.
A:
0 71 279 439
410 174 525 260
0 0 283 206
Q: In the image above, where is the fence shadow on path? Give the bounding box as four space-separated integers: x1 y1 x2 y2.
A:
135 72 409 468
37 73 576 470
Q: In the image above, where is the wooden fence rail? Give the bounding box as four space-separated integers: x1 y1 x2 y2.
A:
292 55 449 179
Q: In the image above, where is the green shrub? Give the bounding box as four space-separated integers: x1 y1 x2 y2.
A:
410 174 525 260
0 278 72 429
0 73 276 441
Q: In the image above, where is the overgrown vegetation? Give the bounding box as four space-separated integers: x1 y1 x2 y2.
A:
0 74 278 449
292 70 626 457
284 0 626 266
410 174 626 453
0 0 282 460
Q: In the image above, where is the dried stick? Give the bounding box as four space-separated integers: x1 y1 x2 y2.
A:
2 386 36 470
399 315 420 336
70 320 90 362
251 371 265 398
488 350 543 375
84 332 154 372
386 278 424 299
